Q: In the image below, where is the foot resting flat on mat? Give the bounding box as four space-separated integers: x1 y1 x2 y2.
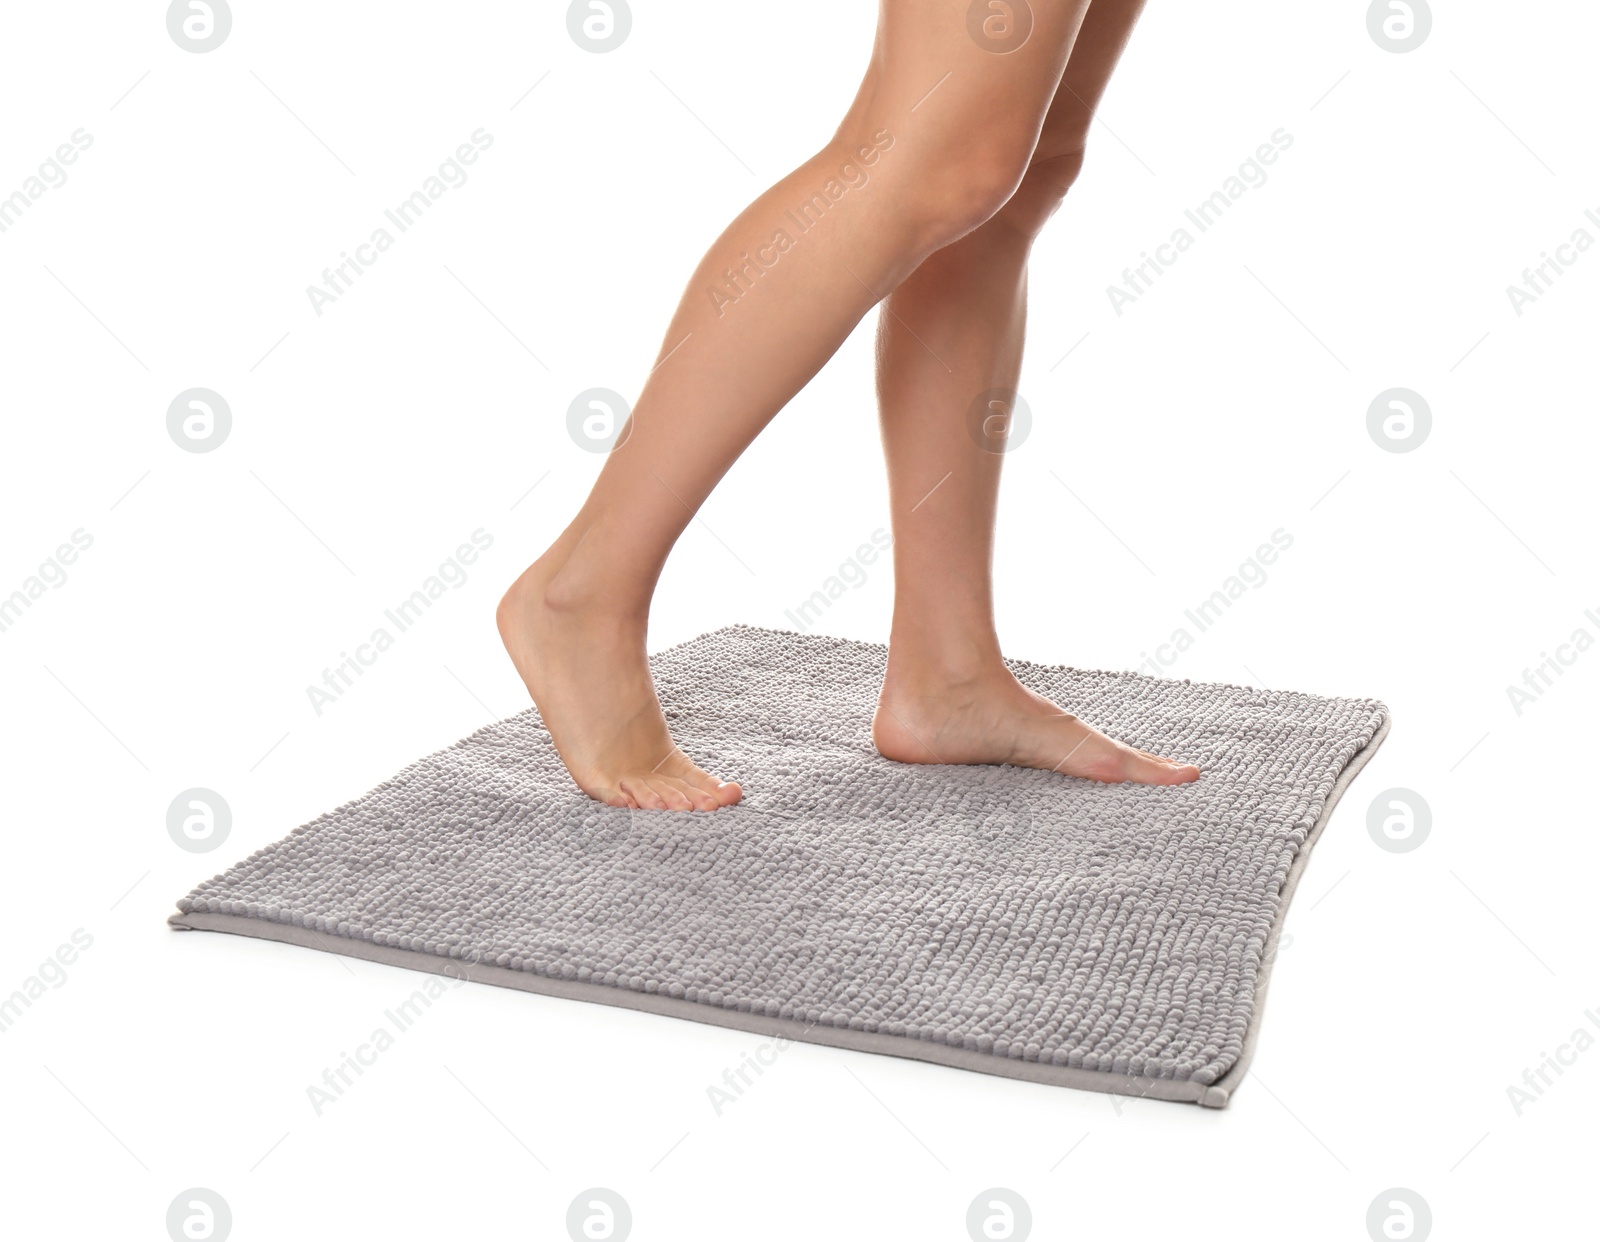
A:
169 625 1390 1108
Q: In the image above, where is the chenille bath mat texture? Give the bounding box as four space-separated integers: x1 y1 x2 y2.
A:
170 625 1389 1107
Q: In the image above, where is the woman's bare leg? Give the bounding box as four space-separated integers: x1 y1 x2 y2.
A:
500 0 1096 809
871 0 1200 784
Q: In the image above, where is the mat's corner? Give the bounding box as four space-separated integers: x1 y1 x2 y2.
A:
167 908 199 931
1199 1084 1232 1109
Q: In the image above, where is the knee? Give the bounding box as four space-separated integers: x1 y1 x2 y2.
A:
893 135 1041 253
894 135 1091 252
988 147 1086 240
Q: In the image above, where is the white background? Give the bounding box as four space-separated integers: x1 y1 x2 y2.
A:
1 0 1596 1238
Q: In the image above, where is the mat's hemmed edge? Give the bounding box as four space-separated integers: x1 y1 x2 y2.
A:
1205 707 1392 1105
166 907 1214 1106
168 711 1391 1110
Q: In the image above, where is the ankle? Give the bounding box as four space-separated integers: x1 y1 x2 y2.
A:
536 550 650 627
884 625 1009 694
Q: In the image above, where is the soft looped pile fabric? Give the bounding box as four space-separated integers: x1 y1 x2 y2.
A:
171 625 1389 1106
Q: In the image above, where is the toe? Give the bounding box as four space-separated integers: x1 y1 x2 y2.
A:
680 765 743 808
1120 747 1190 785
620 776 667 811
1129 747 1201 784
648 778 695 812
679 782 720 812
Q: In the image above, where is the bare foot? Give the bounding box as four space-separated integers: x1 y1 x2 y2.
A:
873 664 1200 785
496 558 742 811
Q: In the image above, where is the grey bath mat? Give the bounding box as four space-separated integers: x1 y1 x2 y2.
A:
170 625 1389 1107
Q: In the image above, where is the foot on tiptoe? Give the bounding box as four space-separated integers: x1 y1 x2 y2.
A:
496 557 743 811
